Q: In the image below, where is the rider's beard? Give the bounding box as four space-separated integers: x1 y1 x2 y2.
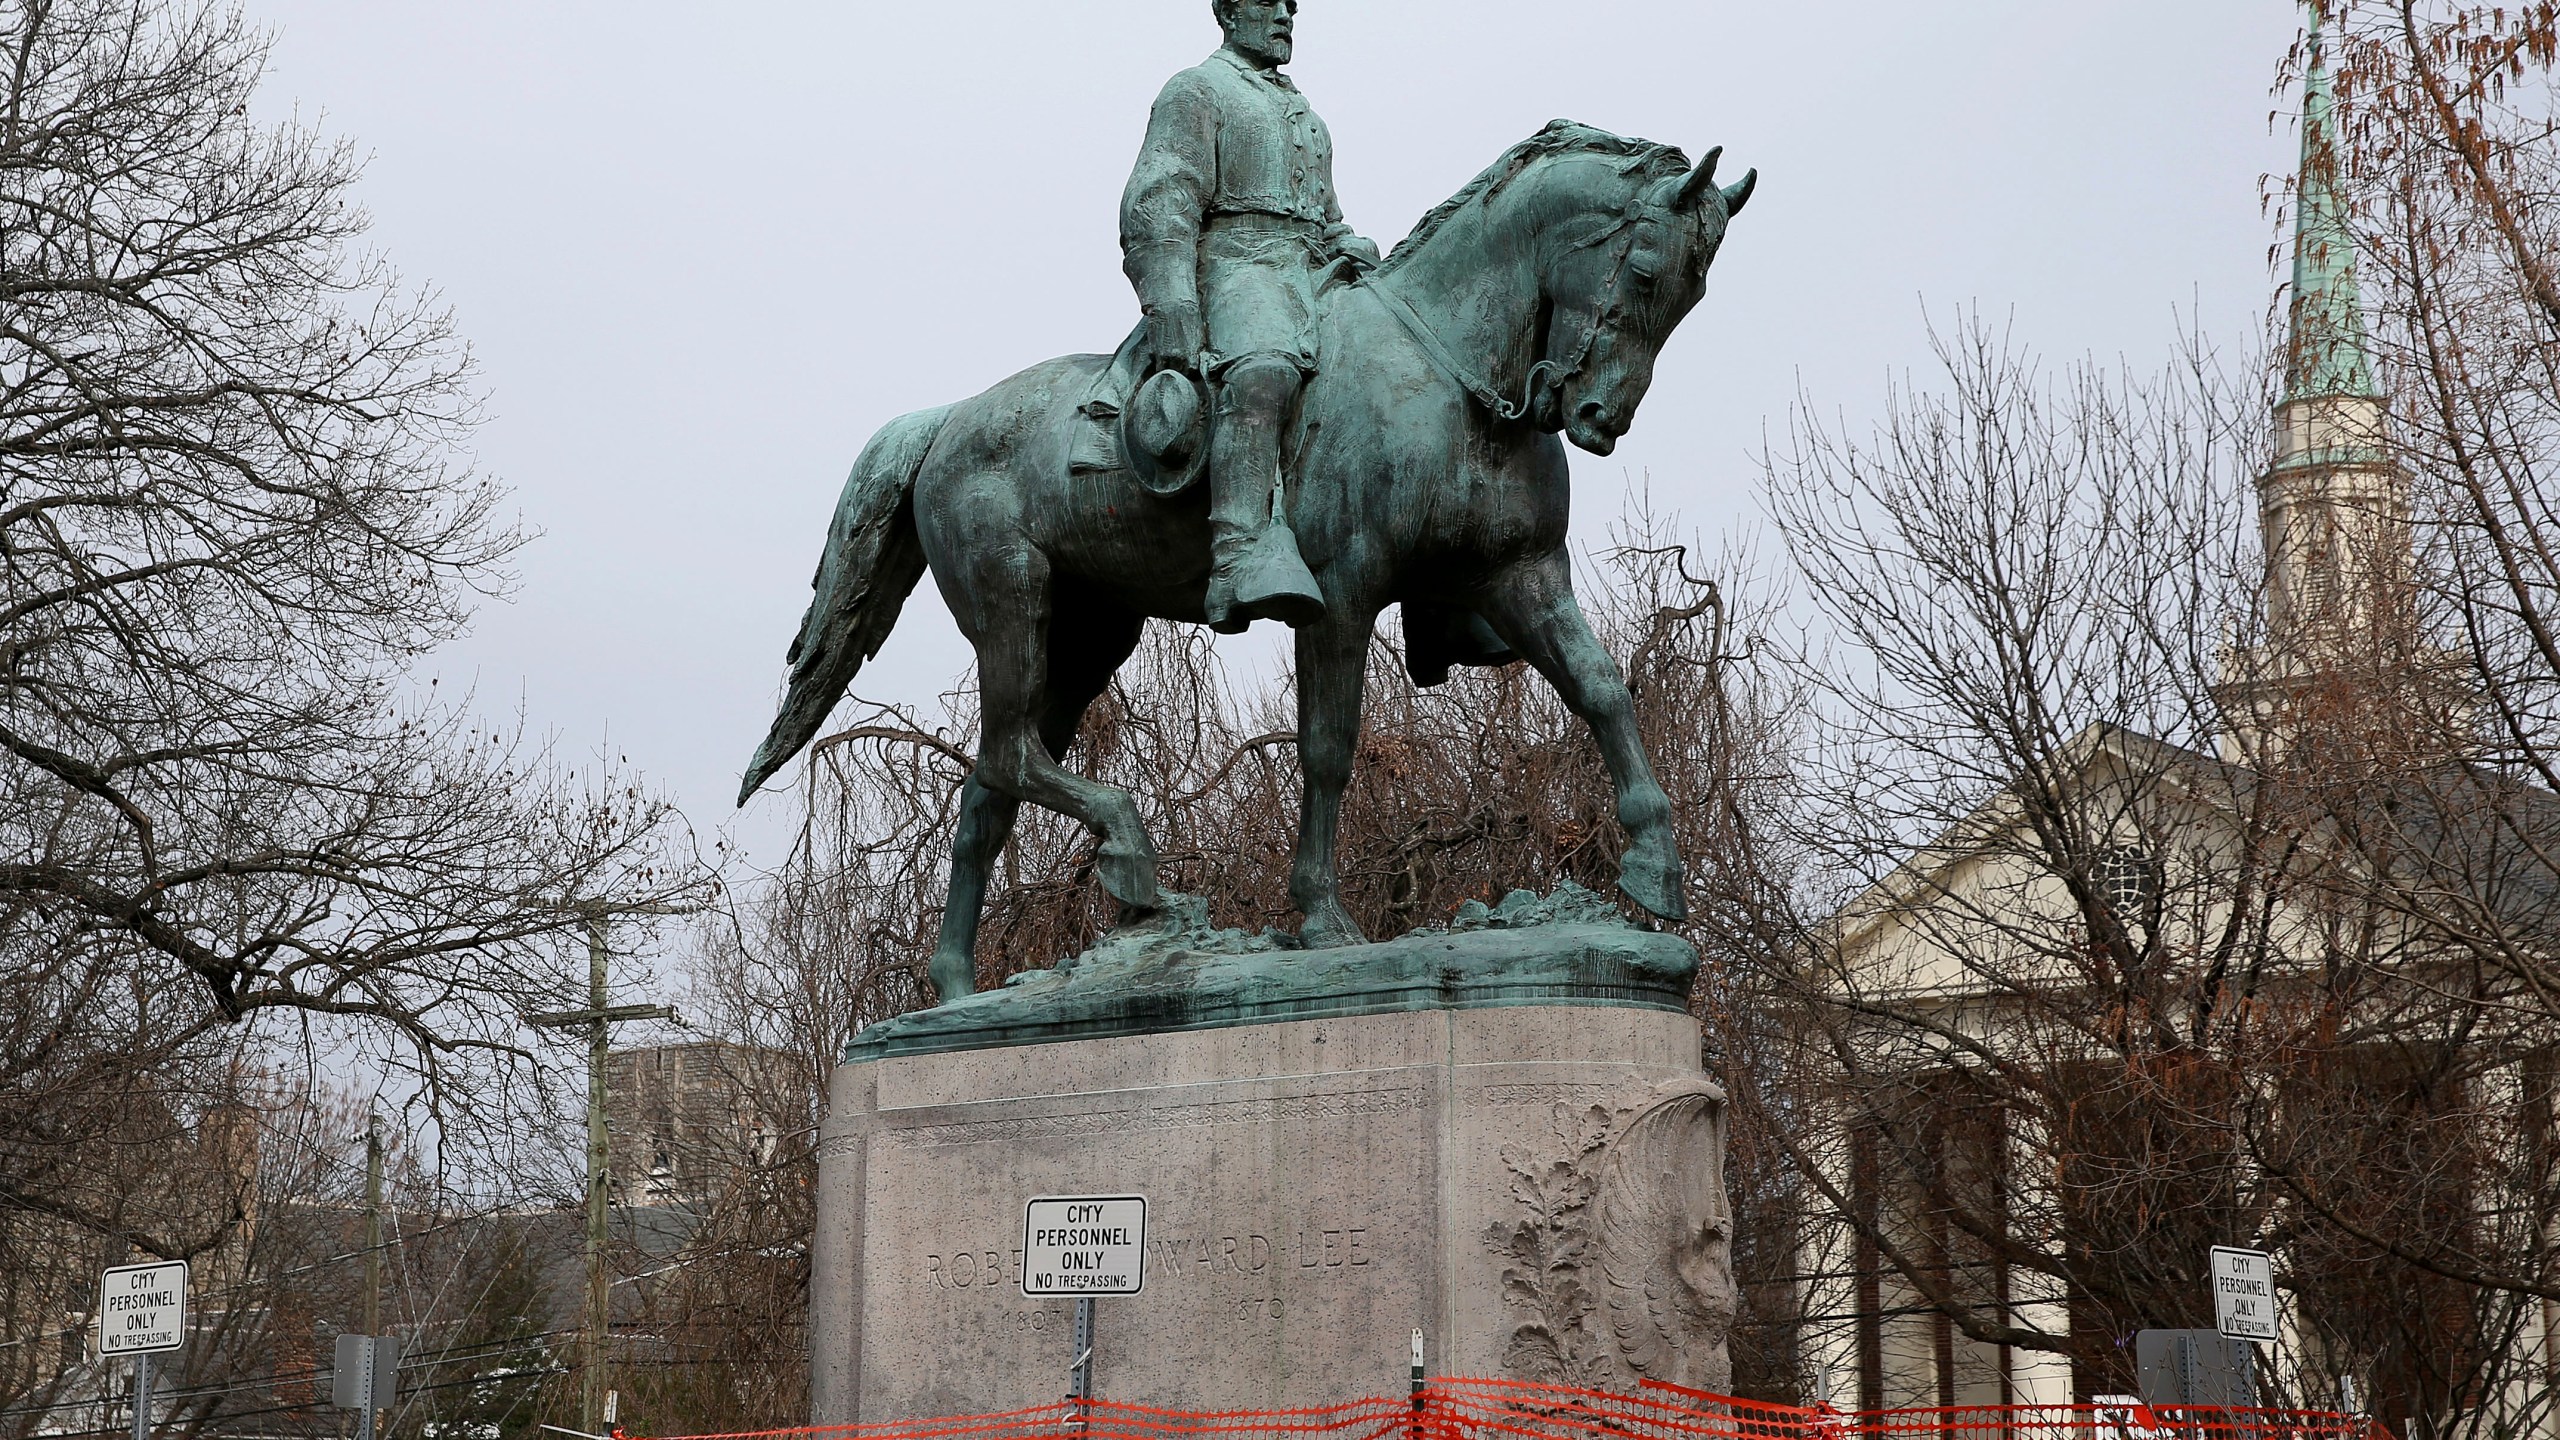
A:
1228 26 1292 67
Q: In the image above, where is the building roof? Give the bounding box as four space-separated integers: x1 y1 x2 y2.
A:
1825 719 2559 991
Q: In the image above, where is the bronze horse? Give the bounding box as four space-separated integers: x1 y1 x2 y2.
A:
742 122 1754 1001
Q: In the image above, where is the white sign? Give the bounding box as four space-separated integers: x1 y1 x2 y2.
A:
1022 1194 1147 1296
2210 1246 2279 1342
2092 1395 2168 1440
98 1261 188 1356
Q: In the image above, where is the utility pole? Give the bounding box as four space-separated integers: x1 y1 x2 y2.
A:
362 1115 383 1440
527 904 682 1434
364 1115 383 1335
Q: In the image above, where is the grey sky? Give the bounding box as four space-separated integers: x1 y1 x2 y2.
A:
246 1 2303 875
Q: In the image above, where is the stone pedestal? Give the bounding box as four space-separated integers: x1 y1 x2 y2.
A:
809 1002 1734 1421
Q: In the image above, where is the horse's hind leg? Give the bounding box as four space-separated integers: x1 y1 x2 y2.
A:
958 553 1163 914
1476 552 1689 922
929 604 1148 1001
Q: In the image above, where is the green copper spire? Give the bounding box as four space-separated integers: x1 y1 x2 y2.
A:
2287 5 2379 402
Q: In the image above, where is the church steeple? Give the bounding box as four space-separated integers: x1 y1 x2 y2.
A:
2221 3 2427 764
2256 2 2400 654
2285 7 2379 407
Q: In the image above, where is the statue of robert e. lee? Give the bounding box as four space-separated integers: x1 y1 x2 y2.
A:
739 0 1756 979
1121 0 1380 633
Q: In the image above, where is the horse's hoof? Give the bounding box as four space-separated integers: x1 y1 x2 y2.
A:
1618 849 1690 922
929 949 977 1005
1096 845 1163 912
1111 896 1176 934
1299 901 1369 949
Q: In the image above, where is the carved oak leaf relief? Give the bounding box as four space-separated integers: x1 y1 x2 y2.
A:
1484 1103 1617 1386
1484 1082 1736 1392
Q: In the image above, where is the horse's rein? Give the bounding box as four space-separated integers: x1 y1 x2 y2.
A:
1364 206 1660 426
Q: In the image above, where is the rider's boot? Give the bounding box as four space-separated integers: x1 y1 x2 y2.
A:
1206 521 1323 634
1203 357 1325 634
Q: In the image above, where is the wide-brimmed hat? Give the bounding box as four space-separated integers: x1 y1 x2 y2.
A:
1124 368 1210 497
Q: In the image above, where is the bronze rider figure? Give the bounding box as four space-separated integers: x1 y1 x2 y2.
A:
1121 0 1381 632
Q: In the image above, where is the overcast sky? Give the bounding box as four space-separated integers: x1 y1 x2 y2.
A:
246 1 2305 880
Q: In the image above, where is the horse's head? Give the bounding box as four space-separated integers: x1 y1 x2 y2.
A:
1533 147 1755 455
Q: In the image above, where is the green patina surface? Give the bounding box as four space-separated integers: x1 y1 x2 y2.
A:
845 885 1698 1062
737 0 1754 1019
2287 5 2380 409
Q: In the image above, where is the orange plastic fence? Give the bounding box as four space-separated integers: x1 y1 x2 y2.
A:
1815 1403 2382 1440
637 1380 2375 1440
1429 1378 1813 1440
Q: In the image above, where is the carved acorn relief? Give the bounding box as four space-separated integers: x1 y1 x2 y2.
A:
1483 1081 1737 1393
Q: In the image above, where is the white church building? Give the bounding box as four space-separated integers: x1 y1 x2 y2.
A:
1791 14 2557 1439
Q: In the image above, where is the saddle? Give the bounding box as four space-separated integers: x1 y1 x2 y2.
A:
1069 323 1210 496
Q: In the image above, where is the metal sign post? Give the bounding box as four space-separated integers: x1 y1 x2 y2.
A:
1407 1330 1426 1440
1069 1298 1096 1401
1023 1195 1146 1407
98 1261 188 1440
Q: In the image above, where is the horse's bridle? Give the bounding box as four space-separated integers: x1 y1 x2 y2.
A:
1368 202 1668 425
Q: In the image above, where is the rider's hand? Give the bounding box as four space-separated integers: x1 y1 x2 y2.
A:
1335 234 1383 271
1143 304 1206 378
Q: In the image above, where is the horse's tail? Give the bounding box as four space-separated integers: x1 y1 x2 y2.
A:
738 404 955 804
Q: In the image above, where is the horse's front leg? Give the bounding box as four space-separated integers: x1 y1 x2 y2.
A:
1291 607 1377 948
1476 553 1689 922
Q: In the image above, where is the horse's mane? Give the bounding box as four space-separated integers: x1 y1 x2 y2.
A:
1377 120 1691 276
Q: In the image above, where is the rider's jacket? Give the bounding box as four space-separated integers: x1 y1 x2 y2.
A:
1121 46 1368 369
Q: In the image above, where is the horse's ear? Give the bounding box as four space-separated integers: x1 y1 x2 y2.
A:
1674 146 1723 211
1721 168 1758 217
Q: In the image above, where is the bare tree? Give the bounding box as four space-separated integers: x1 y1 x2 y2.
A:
1748 317 2557 1435
1 0 709 1419
2303 1 2560 1032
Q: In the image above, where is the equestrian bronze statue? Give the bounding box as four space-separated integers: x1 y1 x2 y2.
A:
741 0 1755 1004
